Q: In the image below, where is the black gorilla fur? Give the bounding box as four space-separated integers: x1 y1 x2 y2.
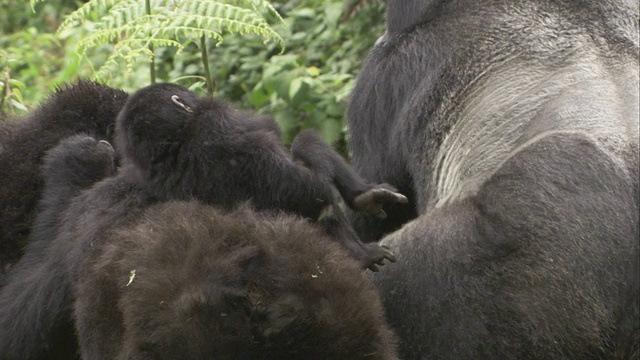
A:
114 83 403 269
27 134 116 253
0 83 402 359
347 0 639 359
75 200 398 359
0 134 116 358
0 81 127 278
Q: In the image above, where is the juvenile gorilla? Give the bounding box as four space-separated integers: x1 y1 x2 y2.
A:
75 200 399 359
348 0 639 359
0 83 403 359
0 134 117 358
115 83 404 268
0 81 127 278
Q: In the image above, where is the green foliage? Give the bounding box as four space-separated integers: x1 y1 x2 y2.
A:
2 0 74 34
5 0 386 149
37 0 285 87
0 0 87 115
0 51 28 116
204 0 385 152
0 28 80 116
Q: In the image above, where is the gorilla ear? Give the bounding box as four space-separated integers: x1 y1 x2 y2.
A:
170 95 193 113
98 140 114 151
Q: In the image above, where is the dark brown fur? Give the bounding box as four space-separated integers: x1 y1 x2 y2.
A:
75 201 398 359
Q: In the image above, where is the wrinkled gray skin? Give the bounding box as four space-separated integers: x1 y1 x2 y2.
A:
348 0 639 358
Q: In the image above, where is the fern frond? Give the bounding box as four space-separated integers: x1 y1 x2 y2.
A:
158 25 226 46
180 0 282 23
178 0 261 21
93 42 152 80
93 37 176 79
30 0 43 11
56 0 122 36
99 0 149 30
162 14 282 46
75 27 129 55
168 1 273 32
227 0 285 24
47 0 286 85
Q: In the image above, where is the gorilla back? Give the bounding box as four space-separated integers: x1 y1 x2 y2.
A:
0 81 127 278
348 0 639 358
75 201 398 359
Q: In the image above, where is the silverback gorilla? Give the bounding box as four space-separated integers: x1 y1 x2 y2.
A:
347 0 639 359
0 83 403 359
75 201 398 359
0 81 127 280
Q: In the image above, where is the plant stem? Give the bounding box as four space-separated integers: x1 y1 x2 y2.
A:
0 70 8 115
200 35 215 96
145 0 156 84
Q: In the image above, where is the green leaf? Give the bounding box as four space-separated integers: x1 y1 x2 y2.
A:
249 87 269 107
288 77 303 101
318 118 342 145
324 2 343 27
306 66 320 77
51 0 286 79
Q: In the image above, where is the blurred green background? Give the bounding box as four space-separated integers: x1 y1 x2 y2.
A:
0 0 386 154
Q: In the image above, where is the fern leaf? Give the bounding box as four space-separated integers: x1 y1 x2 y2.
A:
99 5 149 31
56 0 122 36
30 0 44 11
229 0 285 24
47 0 286 83
159 25 225 45
162 14 283 48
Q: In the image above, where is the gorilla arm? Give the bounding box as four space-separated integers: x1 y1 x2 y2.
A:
290 129 408 219
236 131 404 271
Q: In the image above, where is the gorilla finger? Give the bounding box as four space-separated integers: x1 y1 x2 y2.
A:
374 208 388 219
383 250 397 263
375 188 408 205
392 193 409 204
368 264 381 272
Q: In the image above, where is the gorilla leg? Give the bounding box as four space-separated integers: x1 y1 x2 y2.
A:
374 134 637 359
0 245 79 360
290 130 407 270
291 129 407 219
316 204 396 272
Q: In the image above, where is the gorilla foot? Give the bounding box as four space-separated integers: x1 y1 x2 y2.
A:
358 243 397 272
318 204 397 271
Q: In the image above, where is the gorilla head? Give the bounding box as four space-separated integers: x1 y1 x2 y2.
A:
115 83 199 176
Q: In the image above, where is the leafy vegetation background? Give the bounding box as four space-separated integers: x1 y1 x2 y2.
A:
1 0 385 153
